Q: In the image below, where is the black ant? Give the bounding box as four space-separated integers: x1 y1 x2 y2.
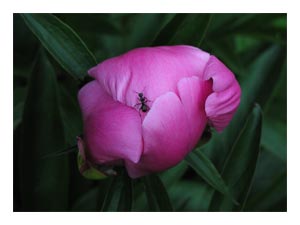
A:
135 92 150 113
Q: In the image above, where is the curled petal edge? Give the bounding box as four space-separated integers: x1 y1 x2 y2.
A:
203 56 241 132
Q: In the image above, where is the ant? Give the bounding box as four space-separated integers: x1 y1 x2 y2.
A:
135 92 150 113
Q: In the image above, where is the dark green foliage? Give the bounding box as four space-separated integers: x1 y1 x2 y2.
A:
185 149 236 203
209 104 262 211
14 13 286 212
100 170 133 212
152 14 212 46
21 14 97 80
18 49 69 211
142 174 173 211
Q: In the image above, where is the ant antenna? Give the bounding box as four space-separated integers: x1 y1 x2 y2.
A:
132 86 147 95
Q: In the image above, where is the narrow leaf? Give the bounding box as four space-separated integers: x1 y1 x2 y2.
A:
21 13 96 80
13 101 24 129
71 179 112 212
185 150 237 204
209 14 286 44
209 104 263 211
57 74 83 145
261 119 286 161
203 45 285 170
101 170 133 212
160 161 188 188
152 14 188 45
142 174 173 212
19 49 69 211
152 14 212 47
242 152 287 211
168 180 214 212
71 187 99 212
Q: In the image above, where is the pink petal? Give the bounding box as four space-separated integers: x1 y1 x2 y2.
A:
78 81 143 164
125 92 191 178
177 76 211 147
203 56 241 132
88 45 210 110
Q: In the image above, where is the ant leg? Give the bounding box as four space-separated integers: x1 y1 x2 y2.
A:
143 97 152 103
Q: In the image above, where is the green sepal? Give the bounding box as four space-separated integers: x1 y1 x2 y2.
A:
77 152 108 180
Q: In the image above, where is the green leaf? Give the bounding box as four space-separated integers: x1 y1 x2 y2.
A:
242 149 286 211
142 174 173 212
21 13 96 80
56 14 121 36
168 180 214 211
92 14 175 61
203 45 285 170
209 14 286 44
228 45 284 138
246 172 287 211
57 74 82 145
71 187 100 211
185 150 236 204
18 49 69 211
209 104 263 211
160 161 188 188
151 14 188 45
55 14 121 61
133 162 184 211
13 101 24 129
13 14 38 130
124 14 175 48
71 179 113 212
14 14 39 70
101 170 133 212
152 14 212 47
260 60 286 161
261 118 286 161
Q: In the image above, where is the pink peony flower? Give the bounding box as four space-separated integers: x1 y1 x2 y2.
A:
77 45 241 178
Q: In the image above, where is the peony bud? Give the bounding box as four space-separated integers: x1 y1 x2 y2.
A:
77 45 241 178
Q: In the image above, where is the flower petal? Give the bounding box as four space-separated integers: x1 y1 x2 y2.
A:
203 56 241 132
177 76 211 147
88 45 210 109
78 81 143 164
125 92 191 178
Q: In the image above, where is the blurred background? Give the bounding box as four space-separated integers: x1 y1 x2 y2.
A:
13 13 286 212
